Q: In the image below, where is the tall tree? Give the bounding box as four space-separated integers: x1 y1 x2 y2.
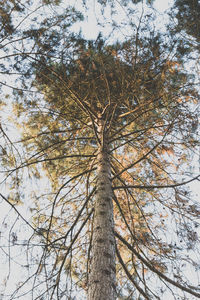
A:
0 1 200 299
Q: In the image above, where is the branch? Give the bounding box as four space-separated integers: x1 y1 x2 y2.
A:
114 231 200 298
0 193 35 232
113 175 200 190
116 246 152 300
47 167 96 236
112 124 172 179
7 154 96 172
50 209 94 299
48 188 96 246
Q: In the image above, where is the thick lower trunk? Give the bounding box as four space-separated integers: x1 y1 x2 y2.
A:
88 120 116 300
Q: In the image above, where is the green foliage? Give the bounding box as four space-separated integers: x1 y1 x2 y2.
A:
168 0 200 54
174 0 200 42
0 0 24 38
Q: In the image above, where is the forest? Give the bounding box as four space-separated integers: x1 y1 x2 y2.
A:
0 0 200 299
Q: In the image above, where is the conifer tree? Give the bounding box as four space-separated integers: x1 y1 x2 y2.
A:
0 1 199 299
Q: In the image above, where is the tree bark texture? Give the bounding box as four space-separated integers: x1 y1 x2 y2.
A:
88 118 116 300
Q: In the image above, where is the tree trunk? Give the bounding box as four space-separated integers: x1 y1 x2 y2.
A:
88 118 116 300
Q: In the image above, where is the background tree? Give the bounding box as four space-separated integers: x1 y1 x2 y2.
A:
168 0 200 57
0 0 200 299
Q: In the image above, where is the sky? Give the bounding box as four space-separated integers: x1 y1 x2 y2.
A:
70 0 174 40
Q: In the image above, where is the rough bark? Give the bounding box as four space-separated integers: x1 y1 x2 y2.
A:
88 118 116 300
